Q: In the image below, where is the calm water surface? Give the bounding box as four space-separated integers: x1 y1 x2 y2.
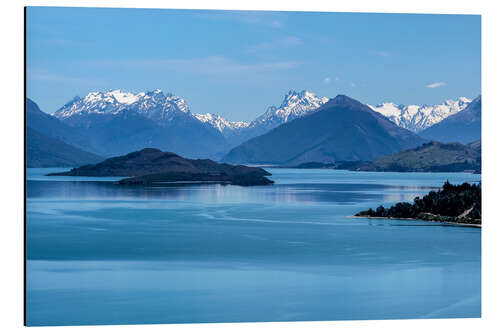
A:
26 168 481 326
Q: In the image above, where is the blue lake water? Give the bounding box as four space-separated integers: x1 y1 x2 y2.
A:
26 168 481 326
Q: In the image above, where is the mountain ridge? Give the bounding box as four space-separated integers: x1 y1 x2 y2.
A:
368 97 471 132
27 127 104 168
50 90 229 158
419 96 481 144
223 94 426 165
31 89 478 162
47 89 473 137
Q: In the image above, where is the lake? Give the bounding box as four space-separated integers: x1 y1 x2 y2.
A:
25 168 481 326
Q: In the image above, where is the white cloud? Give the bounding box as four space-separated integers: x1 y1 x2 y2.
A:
426 82 447 88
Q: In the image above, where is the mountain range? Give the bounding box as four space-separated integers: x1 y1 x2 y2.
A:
26 99 104 167
49 88 472 147
368 97 471 132
420 96 481 144
46 89 332 156
52 90 228 158
27 89 481 167
194 90 329 146
223 95 426 165
193 91 470 136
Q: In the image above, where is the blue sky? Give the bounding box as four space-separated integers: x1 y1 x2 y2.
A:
26 7 481 121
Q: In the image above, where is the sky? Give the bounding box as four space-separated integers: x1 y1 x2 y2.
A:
26 7 481 122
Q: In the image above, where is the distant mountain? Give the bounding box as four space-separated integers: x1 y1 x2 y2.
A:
349 141 481 173
368 97 471 132
54 89 190 123
195 90 328 147
34 89 479 162
223 95 426 165
247 90 329 132
419 96 481 144
26 98 90 152
27 127 103 168
468 139 481 153
193 113 249 136
52 90 229 158
48 148 273 186
26 99 104 167
195 91 468 144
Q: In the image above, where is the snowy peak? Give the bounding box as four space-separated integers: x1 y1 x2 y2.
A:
252 90 328 127
194 113 249 132
52 88 474 143
368 97 471 132
279 90 329 111
108 89 140 104
53 89 190 122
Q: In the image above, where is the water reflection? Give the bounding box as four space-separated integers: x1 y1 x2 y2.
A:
25 168 481 325
28 180 432 205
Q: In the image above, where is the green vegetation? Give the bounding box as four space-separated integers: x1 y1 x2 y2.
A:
356 181 481 225
369 141 480 173
291 141 481 174
334 141 481 173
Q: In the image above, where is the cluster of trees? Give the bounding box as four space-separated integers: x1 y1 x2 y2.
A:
356 181 481 224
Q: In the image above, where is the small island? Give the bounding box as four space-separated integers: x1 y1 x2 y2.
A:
355 181 481 226
47 148 274 186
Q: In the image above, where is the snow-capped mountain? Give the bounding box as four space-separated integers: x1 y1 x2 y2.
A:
54 89 191 123
193 90 328 148
249 90 329 129
420 95 481 144
195 90 327 137
194 113 249 134
48 88 476 160
51 89 229 158
368 97 471 132
224 94 426 165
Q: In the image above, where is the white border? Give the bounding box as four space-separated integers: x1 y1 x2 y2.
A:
2 1 499 332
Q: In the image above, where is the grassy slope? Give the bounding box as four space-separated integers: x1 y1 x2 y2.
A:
371 141 480 172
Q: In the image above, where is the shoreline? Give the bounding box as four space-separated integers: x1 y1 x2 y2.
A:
347 215 481 228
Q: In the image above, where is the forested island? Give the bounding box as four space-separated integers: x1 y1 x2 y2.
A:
355 181 481 226
47 148 274 186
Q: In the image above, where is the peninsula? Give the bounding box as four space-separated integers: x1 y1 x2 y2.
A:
293 141 481 174
355 181 481 225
